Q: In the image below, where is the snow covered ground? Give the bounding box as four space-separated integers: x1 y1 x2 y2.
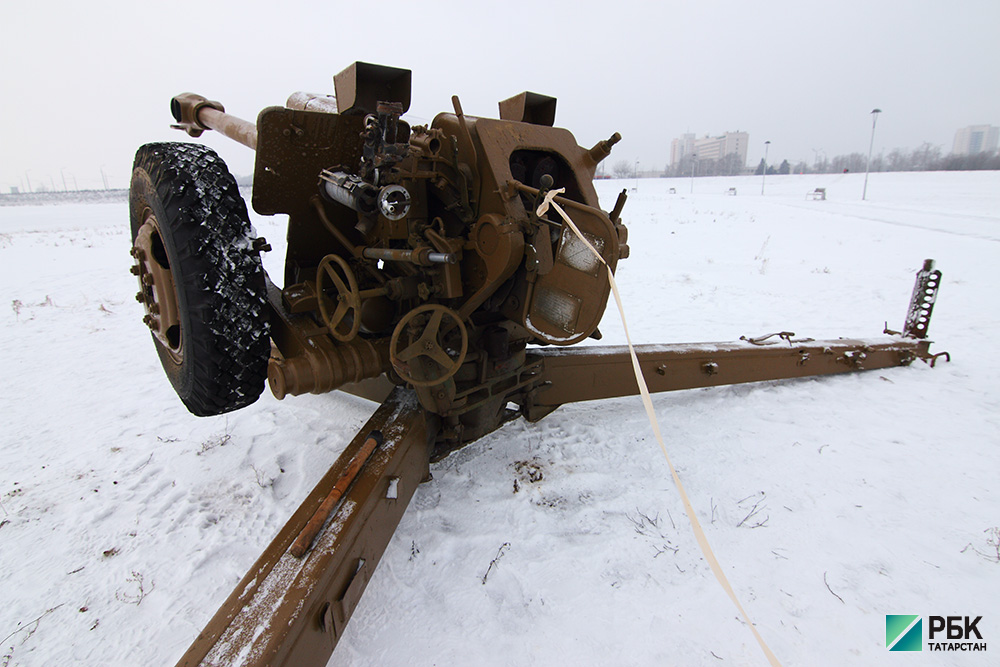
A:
1 170 998 666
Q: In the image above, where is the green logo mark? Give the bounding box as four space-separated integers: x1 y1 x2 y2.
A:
887 615 923 651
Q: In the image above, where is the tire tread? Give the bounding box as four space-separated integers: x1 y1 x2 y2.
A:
130 142 269 416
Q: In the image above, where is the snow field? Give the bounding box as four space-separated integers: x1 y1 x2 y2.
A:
0 170 998 666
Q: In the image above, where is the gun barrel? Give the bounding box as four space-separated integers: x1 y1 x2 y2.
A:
196 105 257 150
170 92 257 150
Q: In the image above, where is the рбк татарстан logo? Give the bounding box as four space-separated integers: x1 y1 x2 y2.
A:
886 615 986 652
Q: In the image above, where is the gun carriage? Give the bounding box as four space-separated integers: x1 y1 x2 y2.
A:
127 62 944 666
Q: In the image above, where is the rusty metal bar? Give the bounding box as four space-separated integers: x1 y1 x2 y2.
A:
175 387 433 667
290 430 384 558
527 336 930 411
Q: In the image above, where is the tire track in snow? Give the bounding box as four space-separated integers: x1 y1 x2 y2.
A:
772 200 1000 243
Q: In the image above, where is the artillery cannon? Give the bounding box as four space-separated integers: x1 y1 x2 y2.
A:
128 62 944 666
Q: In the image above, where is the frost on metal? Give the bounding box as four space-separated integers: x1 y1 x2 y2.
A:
203 500 359 667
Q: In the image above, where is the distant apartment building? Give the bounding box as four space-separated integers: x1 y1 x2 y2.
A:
952 125 999 155
670 131 749 167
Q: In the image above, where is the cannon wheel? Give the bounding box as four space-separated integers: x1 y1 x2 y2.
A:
129 142 270 416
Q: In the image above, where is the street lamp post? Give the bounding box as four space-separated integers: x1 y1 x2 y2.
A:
761 141 771 195
61 168 77 192
812 148 825 171
690 154 697 194
863 108 882 201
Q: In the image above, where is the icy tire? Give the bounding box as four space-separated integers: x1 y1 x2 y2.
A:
130 142 270 416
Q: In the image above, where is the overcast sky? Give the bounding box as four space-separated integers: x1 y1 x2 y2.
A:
1 0 997 191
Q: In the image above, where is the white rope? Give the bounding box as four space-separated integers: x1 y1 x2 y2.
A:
537 189 781 666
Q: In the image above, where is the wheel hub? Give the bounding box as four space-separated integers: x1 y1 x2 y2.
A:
132 210 183 363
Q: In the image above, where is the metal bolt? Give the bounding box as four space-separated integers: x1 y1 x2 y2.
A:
149 304 160 314
130 265 141 275
135 292 144 302
142 274 154 285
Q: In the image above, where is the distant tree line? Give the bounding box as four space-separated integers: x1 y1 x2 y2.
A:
657 143 1000 178
754 159 791 176
612 159 633 178
794 144 1000 174
665 152 749 178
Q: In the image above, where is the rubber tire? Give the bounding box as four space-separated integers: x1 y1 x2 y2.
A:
129 142 270 416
